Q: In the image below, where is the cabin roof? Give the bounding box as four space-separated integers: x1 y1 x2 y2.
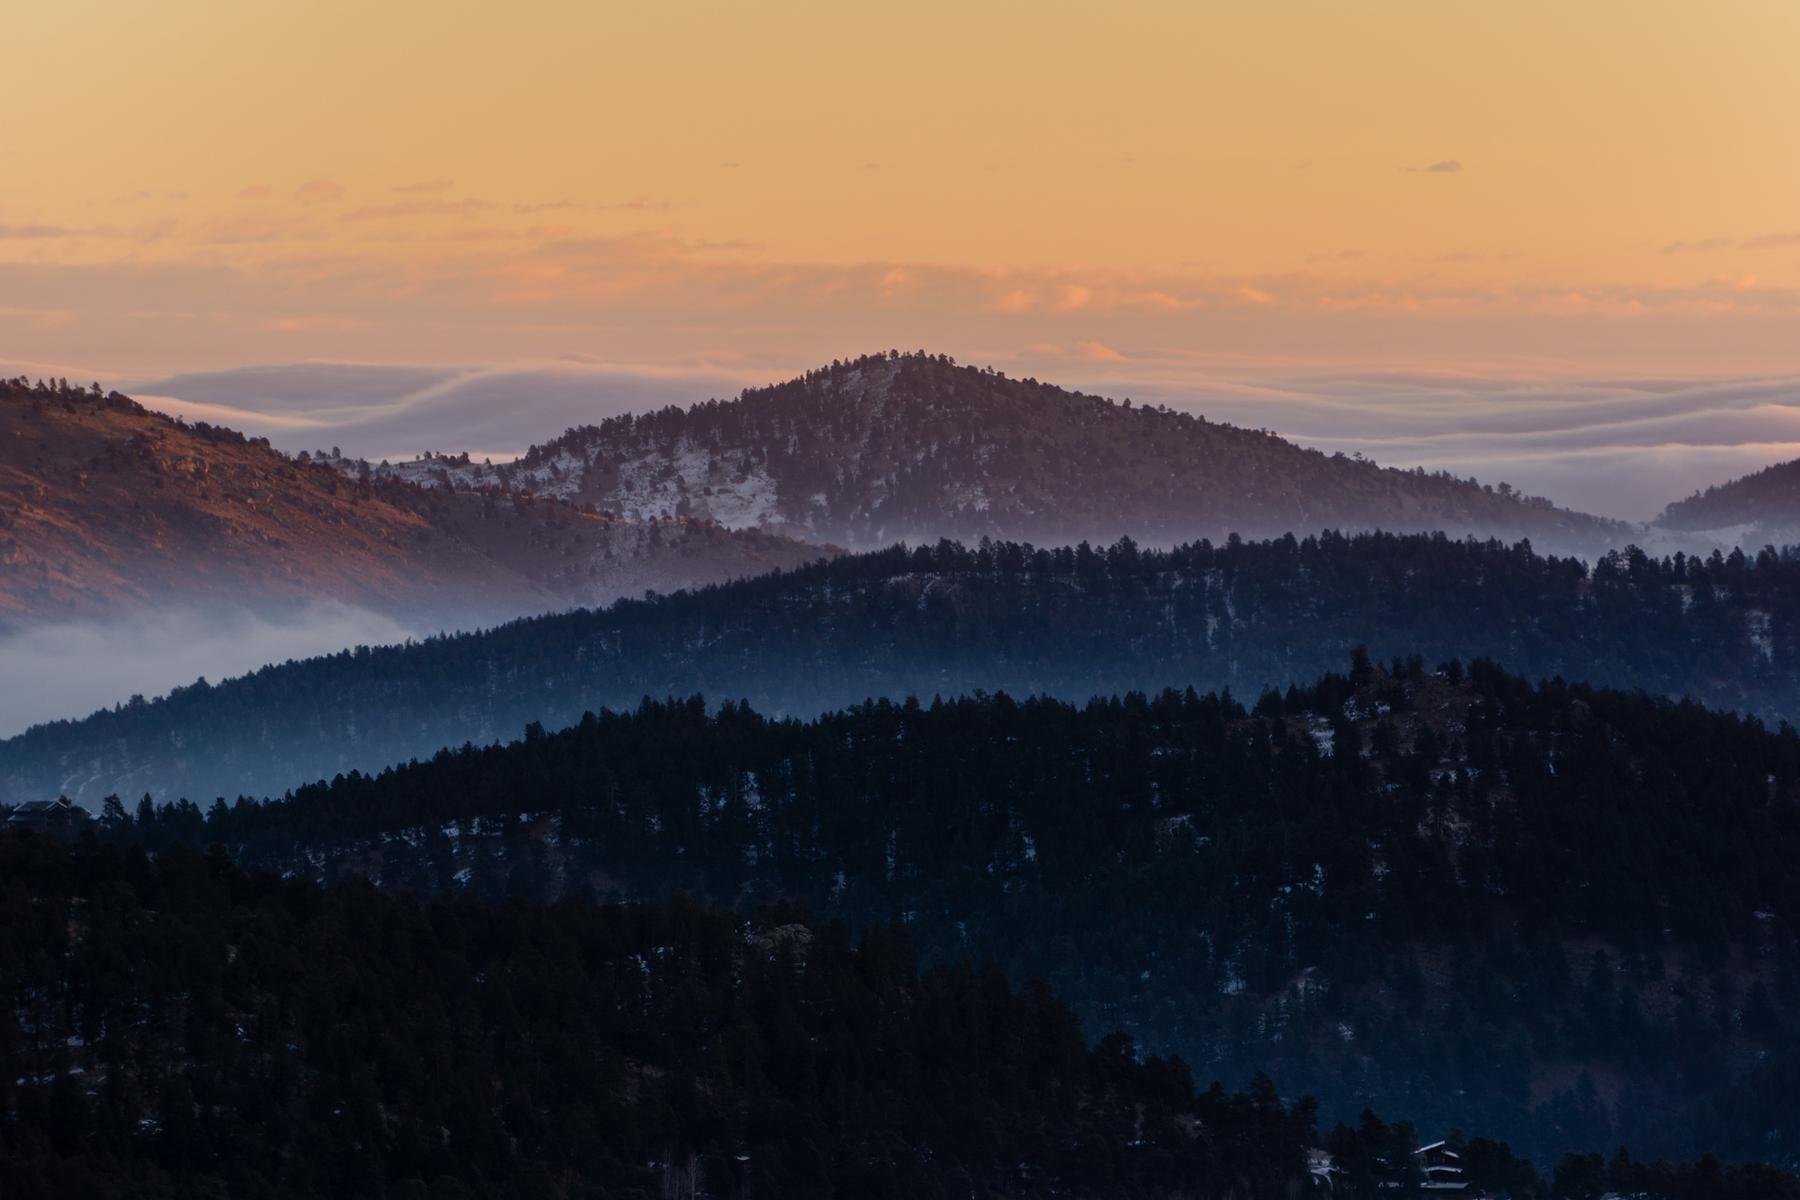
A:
6 797 89 820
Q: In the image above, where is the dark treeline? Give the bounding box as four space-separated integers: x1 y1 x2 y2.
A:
0 829 1319 1199
1551 1148 1800 1200
7 531 1800 805
112 658 1800 1166
1658 452 1800 532
6 831 1796 1200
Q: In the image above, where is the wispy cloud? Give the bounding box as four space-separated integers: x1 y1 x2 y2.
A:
261 315 370 333
198 213 328 245
1055 284 1093 311
294 179 344 203
0 222 78 239
1407 160 1462 174
1027 340 1127 363
392 179 455 194
1663 237 1731 254
1744 231 1800 250
343 198 495 222
128 360 768 464
0 306 76 327
510 197 674 215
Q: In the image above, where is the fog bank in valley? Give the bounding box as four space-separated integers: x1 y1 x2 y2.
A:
0 603 415 741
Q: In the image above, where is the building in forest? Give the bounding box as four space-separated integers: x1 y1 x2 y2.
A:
5 797 91 837
1414 1141 1471 1192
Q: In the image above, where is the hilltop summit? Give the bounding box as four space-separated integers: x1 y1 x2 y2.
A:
345 351 1629 556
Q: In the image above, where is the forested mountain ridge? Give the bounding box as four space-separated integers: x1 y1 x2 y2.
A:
0 831 1332 1199
1656 454 1800 544
12 833 1783 1199
0 377 825 629
335 351 1630 557
118 659 1800 1168
5 531 1796 804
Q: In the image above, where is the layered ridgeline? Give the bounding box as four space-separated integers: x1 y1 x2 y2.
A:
5 532 1797 804
332 351 1630 557
0 377 824 629
0 832 1332 1199
1657 454 1800 549
116 659 1800 1168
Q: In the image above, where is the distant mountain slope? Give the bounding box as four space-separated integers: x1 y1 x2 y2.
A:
127 659 1800 1165
4 532 1794 805
1656 454 1800 544
341 351 1629 557
0 377 825 629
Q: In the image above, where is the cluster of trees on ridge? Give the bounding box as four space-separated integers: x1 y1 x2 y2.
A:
1657 453 1800 533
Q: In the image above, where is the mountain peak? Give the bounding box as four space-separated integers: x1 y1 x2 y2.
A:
360 353 1627 556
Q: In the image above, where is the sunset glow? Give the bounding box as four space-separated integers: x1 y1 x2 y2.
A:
6 0 1799 377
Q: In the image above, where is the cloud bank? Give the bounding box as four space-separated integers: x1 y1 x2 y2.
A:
126 360 771 464
1071 364 1800 522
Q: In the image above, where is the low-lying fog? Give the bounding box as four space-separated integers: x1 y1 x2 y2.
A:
0 604 415 739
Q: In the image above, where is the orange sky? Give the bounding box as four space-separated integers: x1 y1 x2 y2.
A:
4 0 1799 377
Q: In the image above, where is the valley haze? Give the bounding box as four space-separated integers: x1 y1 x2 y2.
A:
0 602 413 739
